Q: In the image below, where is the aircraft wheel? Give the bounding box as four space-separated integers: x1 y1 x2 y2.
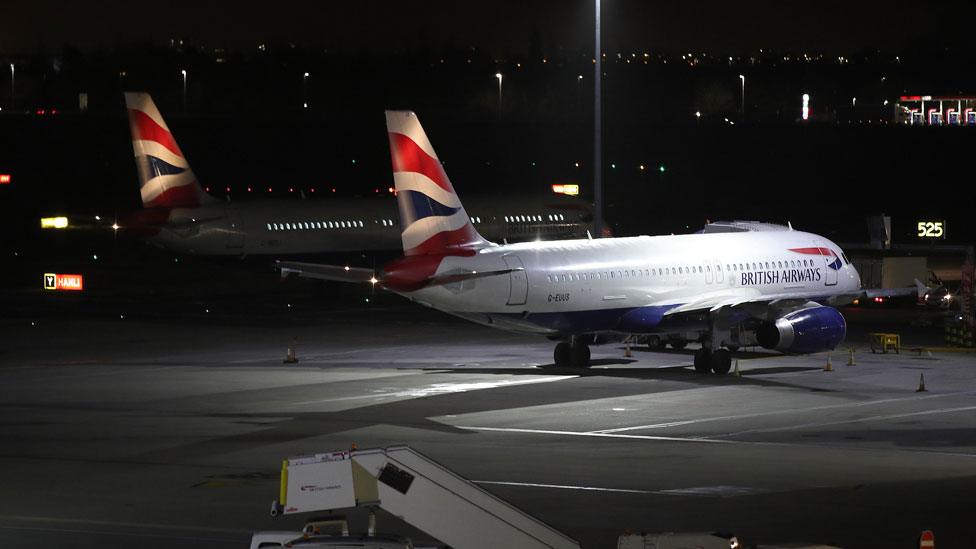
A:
554 342 572 368
669 338 688 350
711 348 732 375
648 336 667 351
693 349 712 373
570 341 592 368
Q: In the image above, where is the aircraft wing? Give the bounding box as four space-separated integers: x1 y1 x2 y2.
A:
661 288 764 316
660 288 859 317
863 287 921 299
278 261 376 284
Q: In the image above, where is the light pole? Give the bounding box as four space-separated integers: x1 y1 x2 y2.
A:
739 74 745 122
180 69 187 112
495 72 502 116
9 63 14 110
303 72 309 109
593 0 603 238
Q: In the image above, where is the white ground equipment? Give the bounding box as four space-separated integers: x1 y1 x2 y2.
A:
270 445 581 549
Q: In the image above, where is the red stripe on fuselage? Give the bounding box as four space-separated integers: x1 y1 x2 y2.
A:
144 180 202 209
381 254 445 292
388 132 453 193
120 207 171 237
789 247 833 256
128 109 183 158
404 225 482 257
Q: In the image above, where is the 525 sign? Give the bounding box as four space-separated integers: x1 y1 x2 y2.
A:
917 220 946 239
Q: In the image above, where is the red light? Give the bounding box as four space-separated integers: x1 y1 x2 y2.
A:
309 187 316 193
288 187 294 193
36 109 45 115
51 109 58 115
0 174 10 184
331 188 336 193
374 188 379 193
204 186 210 192
267 187 272 192
388 187 394 193
247 187 252 192
225 186 231 192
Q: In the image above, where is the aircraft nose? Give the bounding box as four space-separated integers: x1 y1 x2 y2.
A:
849 264 862 290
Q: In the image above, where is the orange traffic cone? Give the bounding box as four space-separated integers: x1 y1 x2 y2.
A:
846 347 856 366
916 373 927 392
823 354 833 372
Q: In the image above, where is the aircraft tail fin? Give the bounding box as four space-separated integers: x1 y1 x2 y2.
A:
914 278 932 297
385 110 489 256
124 92 215 208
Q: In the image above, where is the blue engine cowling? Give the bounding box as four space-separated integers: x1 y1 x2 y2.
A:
756 306 846 354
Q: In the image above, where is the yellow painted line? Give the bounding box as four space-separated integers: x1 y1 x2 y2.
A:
280 459 288 506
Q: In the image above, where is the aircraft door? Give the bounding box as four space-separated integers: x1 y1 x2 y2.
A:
818 246 838 286
714 258 725 284
225 206 245 250
502 254 528 306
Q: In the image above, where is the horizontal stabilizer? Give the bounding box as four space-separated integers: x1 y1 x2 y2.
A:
427 268 518 287
278 261 376 284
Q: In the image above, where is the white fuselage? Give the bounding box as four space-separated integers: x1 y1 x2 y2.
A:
402 230 861 336
144 194 591 256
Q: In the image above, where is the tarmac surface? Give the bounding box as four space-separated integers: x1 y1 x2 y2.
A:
1 293 974 548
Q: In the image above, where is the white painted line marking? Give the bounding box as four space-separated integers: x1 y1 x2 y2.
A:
592 391 976 434
474 481 764 498
293 376 577 406
474 480 655 494
456 425 731 444
0 514 246 535
712 404 976 439
0 525 240 542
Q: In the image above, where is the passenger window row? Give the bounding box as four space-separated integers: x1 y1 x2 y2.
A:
545 258 820 284
505 214 566 223
267 220 367 231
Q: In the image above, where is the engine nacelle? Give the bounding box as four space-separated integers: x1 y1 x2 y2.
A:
756 306 846 354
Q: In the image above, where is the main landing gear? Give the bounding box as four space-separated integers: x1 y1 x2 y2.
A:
693 347 732 375
554 339 591 368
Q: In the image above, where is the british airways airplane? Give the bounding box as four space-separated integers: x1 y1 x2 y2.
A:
121 93 591 256
282 111 864 373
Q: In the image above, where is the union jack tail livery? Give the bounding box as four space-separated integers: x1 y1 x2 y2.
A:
125 92 215 209
385 111 489 256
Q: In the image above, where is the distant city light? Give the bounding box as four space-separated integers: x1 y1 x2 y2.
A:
40 216 69 229
551 184 580 196
0 174 10 184
802 93 810 121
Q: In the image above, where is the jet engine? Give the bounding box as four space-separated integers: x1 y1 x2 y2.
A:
756 306 846 354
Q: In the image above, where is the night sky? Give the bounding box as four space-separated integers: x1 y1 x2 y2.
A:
5 1 973 56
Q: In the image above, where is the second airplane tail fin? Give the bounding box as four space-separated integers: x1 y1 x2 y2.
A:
385 110 489 256
124 92 215 209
